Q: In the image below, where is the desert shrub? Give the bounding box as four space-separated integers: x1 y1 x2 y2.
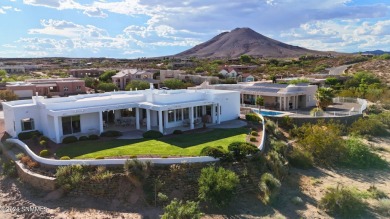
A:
375 111 390 128
60 156 71 160
349 117 388 137
228 142 258 161
198 166 239 208
287 148 314 169
366 104 383 114
39 149 50 157
18 130 41 140
310 107 324 116
15 152 25 160
142 130 163 139
1 160 17 177
26 160 40 169
200 146 228 160
20 155 32 165
88 134 99 140
55 164 87 190
377 199 390 216
39 135 49 142
341 138 388 169
279 116 294 129
258 173 281 205
124 159 152 186
265 150 288 180
162 198 203 219
130 155 137 159
251 131 259 136
291 196 304 205
366 185 388 199
270 140 288 157
95 156 104 159
62 136 78 144
78 136 88 141
245 113 261 123
250 137 257 142
100 130 122 137
251 127 258 131
173 130 183 134
157 192 169 205
319 186 365 218
90 166 113 182
296 121 345 166
39 140 48 148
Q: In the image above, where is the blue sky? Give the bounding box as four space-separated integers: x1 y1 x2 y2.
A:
0 0 389 58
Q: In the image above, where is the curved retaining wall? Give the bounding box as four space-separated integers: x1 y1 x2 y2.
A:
257 113 266 151
5 139 218 166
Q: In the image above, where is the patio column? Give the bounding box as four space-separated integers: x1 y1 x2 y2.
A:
158 110 163 133
99 111 104 133
189 107 194 129
296 95 299 109
241 93 244 104
217 104 221 124
146 109 151 131
279 97 282 111
202 105 206 117
135 108 140 129
53 116 61 143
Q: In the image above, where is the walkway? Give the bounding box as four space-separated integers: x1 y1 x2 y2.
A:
115 119 247 140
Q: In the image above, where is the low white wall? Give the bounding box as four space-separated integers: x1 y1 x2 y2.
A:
5 139 219 166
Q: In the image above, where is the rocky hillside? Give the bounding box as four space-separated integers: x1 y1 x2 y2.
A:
348 59 390 85
175 27 332 58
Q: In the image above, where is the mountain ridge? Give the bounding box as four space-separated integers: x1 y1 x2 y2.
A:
175 27 332 58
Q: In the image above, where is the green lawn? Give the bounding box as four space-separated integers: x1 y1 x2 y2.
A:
56 128 249 159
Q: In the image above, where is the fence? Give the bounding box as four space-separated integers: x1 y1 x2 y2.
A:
333 97 368 114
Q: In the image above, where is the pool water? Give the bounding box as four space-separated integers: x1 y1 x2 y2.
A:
253 109 283 116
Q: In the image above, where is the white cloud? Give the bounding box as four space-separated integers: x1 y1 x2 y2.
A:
14 8 21 12
0 9 5 14
83 7 107 18
280 19 390 52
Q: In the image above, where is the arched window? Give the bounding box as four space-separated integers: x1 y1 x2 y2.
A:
21 118 34 131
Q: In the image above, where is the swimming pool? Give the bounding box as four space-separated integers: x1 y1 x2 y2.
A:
253 109 283 116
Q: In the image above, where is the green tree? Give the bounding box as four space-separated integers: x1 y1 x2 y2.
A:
162 199 203 219
0 90 18 101
98 70 117 82
163 79 185 89
240 54 252 63
198 166 239 207
96 82 118 92
315 87 335 110
0 70 7 79
125 80 150 91
255 96 264 108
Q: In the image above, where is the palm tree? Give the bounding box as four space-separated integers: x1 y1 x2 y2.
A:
315 87 335 110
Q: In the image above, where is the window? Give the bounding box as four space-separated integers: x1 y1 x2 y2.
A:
183 108 189 119
76 85 81 91
21 118 34 131
62 115 80 135
176 109 182 121
197 106 203 118
63 86 69 92
168 110 175 123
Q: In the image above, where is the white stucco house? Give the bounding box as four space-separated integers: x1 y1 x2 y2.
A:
191 82 318 111
2 85 240 143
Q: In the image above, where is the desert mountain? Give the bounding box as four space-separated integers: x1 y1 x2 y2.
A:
175 27 331 58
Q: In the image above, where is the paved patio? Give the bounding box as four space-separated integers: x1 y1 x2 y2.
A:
111 119 247 140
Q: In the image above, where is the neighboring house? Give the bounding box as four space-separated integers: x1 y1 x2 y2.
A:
191 82 317 111
6 78 86 98
2 86 240 143
219 68 238 78
160 70 219 85
112 69 159 90
238 73 255 82
68 69 104 78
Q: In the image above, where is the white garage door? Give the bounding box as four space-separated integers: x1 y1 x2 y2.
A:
13 90 33 98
